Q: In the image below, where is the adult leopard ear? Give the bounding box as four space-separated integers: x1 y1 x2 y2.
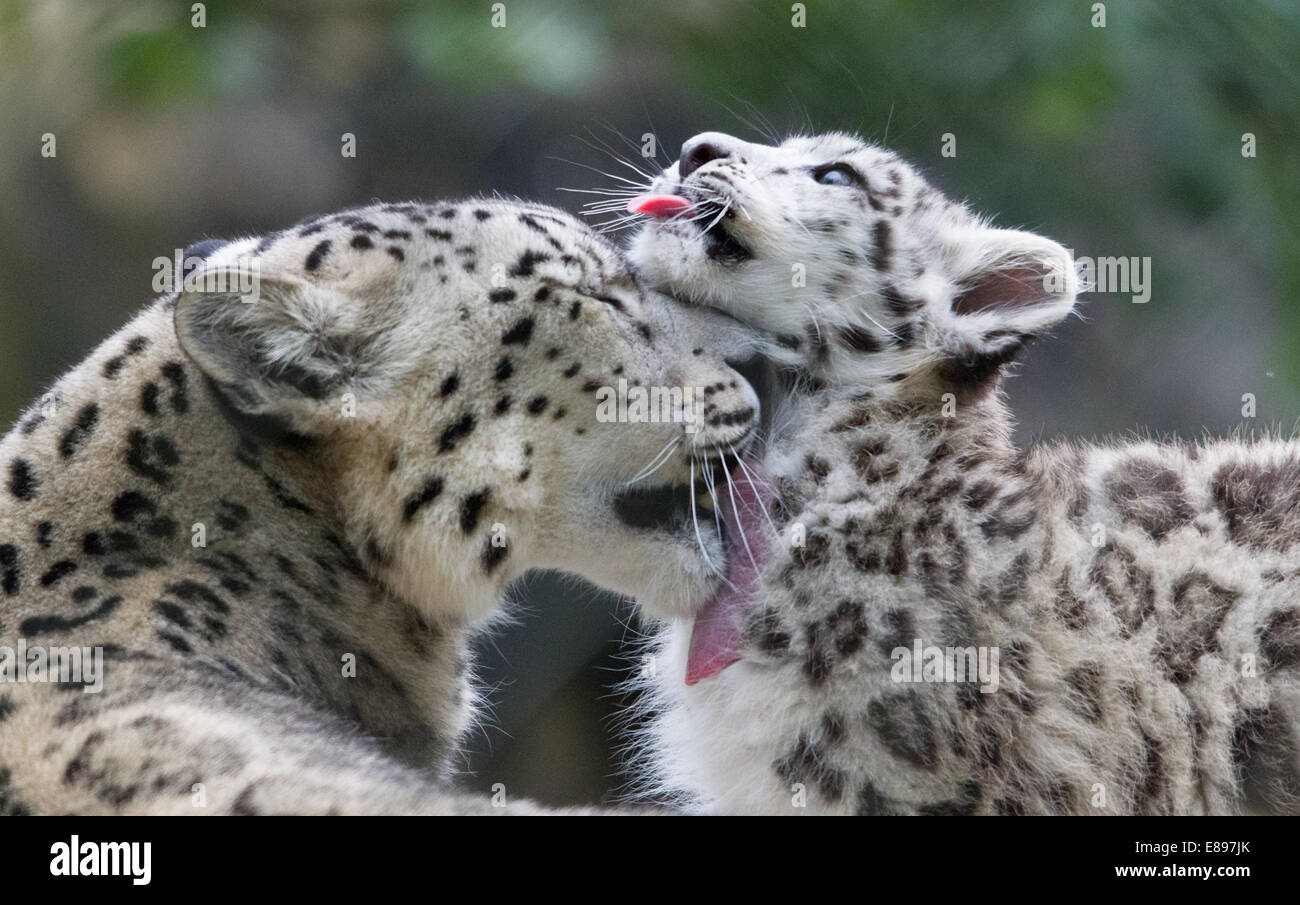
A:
934 227 1077 389
174 267 385 433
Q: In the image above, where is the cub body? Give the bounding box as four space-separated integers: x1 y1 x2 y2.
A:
628 132 1300 814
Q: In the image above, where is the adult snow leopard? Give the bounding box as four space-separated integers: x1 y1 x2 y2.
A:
623 131 1300 815
0 199 760 815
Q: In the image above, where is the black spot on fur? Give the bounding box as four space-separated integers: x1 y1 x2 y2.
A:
482 537 508 573
402 476 444 523
1108 458 1194 540
963 480 998 511
804 455 831 482
21 595 122 636
18 410 45 435
439 372 460 397
869 220 893 272
996 551 1032 610
510 250 550 277
8 459 37 500
526 396 549 415
1134 730 1167 813
773 733 845 802
489 288 516 303
939 345 1020 390
111 491 155 522
157 630 192 653
855 781 902 816
140 383 160 415
0 545 19 595
501 317 535 346
438 412 477 453
39 560 77 586
875 608 916 657
1090 544 1156 638
459 489 490 534
153 599 192 629
1054 570 1089 630
1211 458 1300 552
58 403 100 459
918 780 982 816
160 362 189 413
1156 571 1240 684
828 599 869 657
838 324 884 354
747 610 792 657
1063 662 1105 723
869 693 937 770
305 240 331 271
882 284 924 317
165 580 229 614
979 492 1036 540
126 430 180 486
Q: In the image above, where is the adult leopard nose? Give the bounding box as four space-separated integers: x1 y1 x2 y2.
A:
679 133 734 179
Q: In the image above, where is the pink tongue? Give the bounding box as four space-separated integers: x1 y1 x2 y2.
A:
686 460 770 685
627 193 693 219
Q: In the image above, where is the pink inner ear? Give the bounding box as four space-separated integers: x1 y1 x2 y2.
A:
952 265 1048 315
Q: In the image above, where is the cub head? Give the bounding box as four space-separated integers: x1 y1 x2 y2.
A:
628 131 1078 399
173 201 760 624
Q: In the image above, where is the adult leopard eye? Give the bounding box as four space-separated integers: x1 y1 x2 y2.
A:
813 164 859 187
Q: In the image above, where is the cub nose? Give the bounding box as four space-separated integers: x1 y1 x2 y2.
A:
678 135 731 179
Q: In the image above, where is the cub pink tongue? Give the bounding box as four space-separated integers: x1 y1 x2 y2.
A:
627 193 692 219
685 460 770 685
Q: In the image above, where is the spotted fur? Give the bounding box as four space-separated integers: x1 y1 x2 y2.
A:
0 199 758 814
627 132 1300 814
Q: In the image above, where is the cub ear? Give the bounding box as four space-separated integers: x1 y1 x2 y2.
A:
174 268 371 423
937 227 1077 389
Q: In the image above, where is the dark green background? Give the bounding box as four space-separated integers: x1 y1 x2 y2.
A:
1 0 1296 805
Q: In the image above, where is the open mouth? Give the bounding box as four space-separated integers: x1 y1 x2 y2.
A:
611 453 738 537
693 200 753 266
627 191 753 266
611 447 771 687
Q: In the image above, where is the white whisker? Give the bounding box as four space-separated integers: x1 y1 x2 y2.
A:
718 455 759 574
690 459 733 588
559 187 644 198
700 454 724 537
546 156 647 189
730 444 782 538
626 436 680 486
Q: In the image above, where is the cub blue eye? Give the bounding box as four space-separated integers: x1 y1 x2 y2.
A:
814 164 858 186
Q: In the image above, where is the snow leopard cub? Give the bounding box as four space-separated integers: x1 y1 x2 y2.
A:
624 131 1300 815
